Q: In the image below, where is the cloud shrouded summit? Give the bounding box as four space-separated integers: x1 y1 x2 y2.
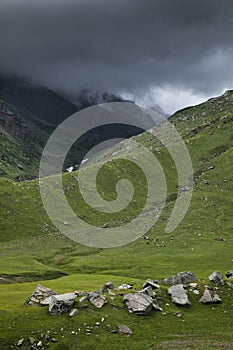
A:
1 0 233 113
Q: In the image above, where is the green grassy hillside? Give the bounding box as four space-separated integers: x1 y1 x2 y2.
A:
0 91 233 349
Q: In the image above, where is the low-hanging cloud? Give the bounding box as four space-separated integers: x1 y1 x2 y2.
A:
1 0 233 113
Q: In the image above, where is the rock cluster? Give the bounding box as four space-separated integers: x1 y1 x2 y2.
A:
25 269 229 320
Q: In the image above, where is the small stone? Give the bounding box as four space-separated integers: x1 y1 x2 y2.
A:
79 296 87 303
69 308 79 317
37 341 43 348
28 337 36 345
193 289 200 295
118 324 132 336
44 333 50 341
152 303 163 311
17 338 24 347
117 284 133 290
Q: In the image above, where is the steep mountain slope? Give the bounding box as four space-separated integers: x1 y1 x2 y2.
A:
0 75 78 125
0 99 54 179
0 76 160 180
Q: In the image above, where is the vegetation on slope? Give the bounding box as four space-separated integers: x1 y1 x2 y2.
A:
0 90 233 348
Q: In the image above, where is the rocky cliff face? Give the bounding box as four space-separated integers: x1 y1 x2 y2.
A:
0 101 29 140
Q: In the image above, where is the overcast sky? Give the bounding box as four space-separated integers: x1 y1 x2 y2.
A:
0 0 233 114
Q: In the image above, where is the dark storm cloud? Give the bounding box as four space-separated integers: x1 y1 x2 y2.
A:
0 0 233 112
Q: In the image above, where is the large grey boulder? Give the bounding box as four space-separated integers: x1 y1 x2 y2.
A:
87 291 107 308
25 284 58 306
199 289 222 304
49 293 76 316
163 272 197 286
168 284 191 306
208 271 224 286
123 292 153 315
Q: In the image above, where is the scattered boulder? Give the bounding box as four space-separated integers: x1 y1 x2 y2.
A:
87 291 107 308
208 271 224 286
163 272 197 286
168 284 191 306
49 293 76 316
199 289 222 304
123 292 153 316
143 279 160 289
102 282 115 293
117 324 132 336
226 270 233 278
25 284 58 306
